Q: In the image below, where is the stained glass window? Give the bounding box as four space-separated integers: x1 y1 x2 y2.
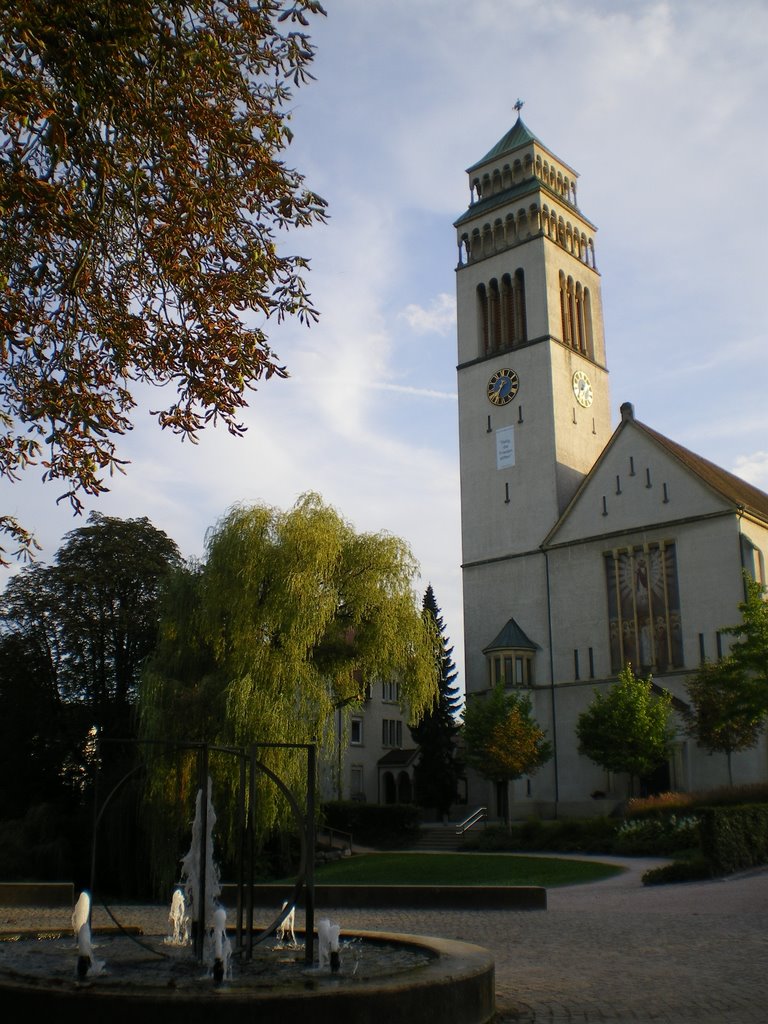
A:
605 542 683 674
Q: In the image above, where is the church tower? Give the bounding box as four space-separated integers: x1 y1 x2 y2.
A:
455 111 768 813
456 111 612 703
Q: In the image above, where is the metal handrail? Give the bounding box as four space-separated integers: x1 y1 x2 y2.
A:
318 825 353 856
455 806 488 836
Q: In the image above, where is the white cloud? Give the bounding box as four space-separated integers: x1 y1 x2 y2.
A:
399 294 456 336
372 383 457 401
733 452 768 491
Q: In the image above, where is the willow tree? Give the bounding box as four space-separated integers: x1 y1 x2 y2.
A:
140 493 438 861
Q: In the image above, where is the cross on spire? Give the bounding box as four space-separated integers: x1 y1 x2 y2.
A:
514 98 524 118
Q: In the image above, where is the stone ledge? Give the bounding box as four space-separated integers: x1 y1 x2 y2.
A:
221 883 546 910
0 883 74 907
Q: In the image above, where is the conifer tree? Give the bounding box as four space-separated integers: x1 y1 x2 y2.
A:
410 585 463 820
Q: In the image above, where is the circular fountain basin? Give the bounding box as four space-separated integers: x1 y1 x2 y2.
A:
0 928 494 1024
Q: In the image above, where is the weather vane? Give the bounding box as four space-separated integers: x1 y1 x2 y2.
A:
514 98 524 117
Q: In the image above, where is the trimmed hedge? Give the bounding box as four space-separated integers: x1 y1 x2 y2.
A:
322 801 421 849
613 814 700 857
642 856 714 886
639 803 768 885
698 804 768 875
460 817 620 854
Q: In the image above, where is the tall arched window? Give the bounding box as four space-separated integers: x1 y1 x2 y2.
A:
488 278 501 351
477 284 489 355
559 271 568 344
482 223 493 256
575 283 586 354
501 274 515 348
584 288 594 359
567 277 578 349
470 228 481 262
505 213 516 246
513 269 527 343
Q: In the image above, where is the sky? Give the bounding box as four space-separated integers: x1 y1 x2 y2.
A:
3 0 768 695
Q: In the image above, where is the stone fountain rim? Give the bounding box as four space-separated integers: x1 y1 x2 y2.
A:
0 926 496 1023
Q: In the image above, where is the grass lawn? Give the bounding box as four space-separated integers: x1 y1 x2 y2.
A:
309 852 623 888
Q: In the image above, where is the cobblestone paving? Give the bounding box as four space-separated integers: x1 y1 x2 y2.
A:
3 857 768 1023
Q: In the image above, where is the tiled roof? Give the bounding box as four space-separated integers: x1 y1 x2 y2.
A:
637 420 768 522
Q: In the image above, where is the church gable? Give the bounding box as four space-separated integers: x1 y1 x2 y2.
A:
545 404 748 548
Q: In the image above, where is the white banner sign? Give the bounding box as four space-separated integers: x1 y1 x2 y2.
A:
496 425 515 470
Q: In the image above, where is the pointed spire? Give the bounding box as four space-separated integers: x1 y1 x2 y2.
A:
467 114 539 173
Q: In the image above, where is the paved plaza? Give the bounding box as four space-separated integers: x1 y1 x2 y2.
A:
3 856 768 1023
326 857 768 1023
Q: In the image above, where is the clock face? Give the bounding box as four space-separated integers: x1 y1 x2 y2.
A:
572 369 593 408
487 368 519 406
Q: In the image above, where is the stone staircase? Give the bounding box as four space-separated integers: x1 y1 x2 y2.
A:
413 824 462 851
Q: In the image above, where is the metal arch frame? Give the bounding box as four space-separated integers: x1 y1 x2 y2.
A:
90 738 317 965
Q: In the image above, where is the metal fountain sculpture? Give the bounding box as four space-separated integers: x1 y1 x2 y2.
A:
0 735 495 1023
89 739 319 977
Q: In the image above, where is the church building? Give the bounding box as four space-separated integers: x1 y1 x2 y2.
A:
455 112 768 818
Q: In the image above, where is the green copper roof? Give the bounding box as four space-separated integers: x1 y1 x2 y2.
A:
467 117 541 173
453 177 539 228
482 617 540 654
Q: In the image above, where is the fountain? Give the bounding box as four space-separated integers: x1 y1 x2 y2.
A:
179 779 220 946
75 919 106 979
167 889 190 946
275 900 297 947
209 906 232 983
71 890 90 939
0 742 495 1022
317 917 341 973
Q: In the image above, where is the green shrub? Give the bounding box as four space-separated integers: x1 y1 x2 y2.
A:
460 817 620 854
642 856 714 885
614 814 700 856
698 804 768 875
321 802 421 849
